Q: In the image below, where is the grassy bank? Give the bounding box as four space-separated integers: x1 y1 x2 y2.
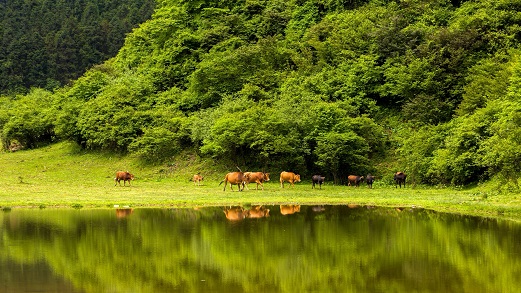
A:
1 142 520 222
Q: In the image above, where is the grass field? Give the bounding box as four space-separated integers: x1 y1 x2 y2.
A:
1 142 521 222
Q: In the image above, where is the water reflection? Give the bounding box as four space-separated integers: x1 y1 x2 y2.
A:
224 206 270 221
247 205 270 219
280 204 300 215
224 206 249 221
1 206 521 293
115 208 133 219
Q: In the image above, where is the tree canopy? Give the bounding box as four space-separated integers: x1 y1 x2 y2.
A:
0 0 155 94
2 0 521 186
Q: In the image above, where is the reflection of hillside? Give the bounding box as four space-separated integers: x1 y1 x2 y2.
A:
0 259 78 292
1 207 521 292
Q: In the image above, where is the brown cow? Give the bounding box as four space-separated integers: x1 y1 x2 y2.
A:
248 205 270 218
115 171 134 186
193 174 203 186
224 206 249 221
347 175 364 187
280 204 301 215
280 171 301 188
243 172 270 190
219 172 245 191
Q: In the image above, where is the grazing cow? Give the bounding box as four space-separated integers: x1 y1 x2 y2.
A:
243 172 270 190
224 206 249 221
115 171 134 186
280 205 301 215
248 205 270 218
280 171 301 188
193 174 203 186
219 172 245 191
347 175 364 187
394 172 407 188
311 175 325 189
366 174 375 189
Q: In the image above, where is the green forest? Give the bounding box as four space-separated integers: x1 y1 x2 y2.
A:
1 0 521 187
0 0 155 94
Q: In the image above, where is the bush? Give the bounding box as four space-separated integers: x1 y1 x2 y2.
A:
0 89 56 149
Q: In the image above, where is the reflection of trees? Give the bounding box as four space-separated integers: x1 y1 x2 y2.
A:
1 207 521 292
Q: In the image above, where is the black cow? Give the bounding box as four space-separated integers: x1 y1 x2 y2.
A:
312 175 325 189
366 174 375 189
394 172 406 188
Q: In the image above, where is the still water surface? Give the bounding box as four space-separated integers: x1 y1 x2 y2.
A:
1 205 520 293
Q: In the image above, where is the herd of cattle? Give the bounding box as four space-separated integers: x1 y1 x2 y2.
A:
215 171 407 190
114 170 407 189
113 170 407 223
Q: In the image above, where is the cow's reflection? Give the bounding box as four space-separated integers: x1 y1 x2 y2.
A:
116 208 133 219
311 205 325 213
223 206 271 221
280 204 300 215
248 205 270 218
224 206 249 221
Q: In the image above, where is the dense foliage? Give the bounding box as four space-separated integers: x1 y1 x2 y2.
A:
0 0 155 94
2 0 521 186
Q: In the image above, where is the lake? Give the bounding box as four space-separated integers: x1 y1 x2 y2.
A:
1 205 520 293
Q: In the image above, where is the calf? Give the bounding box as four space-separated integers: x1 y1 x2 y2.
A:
311 175 325 189
114 171 134 186
193 174 203 186
347 175 364 187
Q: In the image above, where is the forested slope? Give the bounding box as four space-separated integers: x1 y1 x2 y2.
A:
2 0 521 186
0 0 155 94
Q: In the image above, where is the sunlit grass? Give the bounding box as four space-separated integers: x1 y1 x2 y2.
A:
0 142 520 221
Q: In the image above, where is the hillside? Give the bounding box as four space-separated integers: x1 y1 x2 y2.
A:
0 0 155 94
1 0 521 188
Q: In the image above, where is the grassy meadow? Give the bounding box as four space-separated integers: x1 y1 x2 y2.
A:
1 142 521 221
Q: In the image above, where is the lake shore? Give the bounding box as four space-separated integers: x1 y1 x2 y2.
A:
0 142 520 222
1 181 520 223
